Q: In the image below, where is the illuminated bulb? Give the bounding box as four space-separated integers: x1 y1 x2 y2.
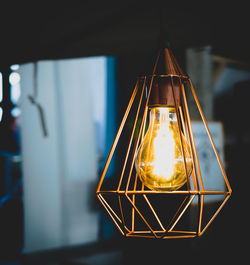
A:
135 107 193 191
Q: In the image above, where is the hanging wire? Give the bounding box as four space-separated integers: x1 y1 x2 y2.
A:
28 61 48 137
158 3 170 49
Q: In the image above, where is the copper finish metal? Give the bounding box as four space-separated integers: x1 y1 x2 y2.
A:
96 47 232 239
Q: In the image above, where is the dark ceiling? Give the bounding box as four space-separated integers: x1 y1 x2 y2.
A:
1 1 250 69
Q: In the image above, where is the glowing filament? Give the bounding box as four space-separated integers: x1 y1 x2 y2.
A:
135 107 193 191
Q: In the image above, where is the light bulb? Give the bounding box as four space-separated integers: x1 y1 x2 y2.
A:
135 107 193 191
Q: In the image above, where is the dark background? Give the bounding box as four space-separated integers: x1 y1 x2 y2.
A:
0 1 249 264
1 1 250 67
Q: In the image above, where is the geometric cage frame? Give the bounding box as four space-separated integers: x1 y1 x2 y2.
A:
96 47 232 239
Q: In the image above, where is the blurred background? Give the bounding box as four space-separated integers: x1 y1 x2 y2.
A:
0 1 249 264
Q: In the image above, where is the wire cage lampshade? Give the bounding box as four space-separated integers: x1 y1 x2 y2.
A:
96 46 232 239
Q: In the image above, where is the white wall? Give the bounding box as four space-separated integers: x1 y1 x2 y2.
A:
19 57 106 253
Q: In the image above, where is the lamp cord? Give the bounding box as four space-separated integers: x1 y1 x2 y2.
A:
158 5 170 49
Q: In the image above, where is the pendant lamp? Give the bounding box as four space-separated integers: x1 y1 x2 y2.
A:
96 43 232 239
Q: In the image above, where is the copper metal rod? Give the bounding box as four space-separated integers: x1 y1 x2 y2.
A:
97 195 125 235
98 194 131 233
179 105 197 191
133 174 139 191
125 194 158 238
188 79 232 193
131 173 140 231
169 230 197 234
139 74 189 79
117 77 146 191
129 230 196 234
124 80 151 193
179 106 188 139
164 49 175 74
131 174 138 232
178 106 191 190
179 80 199 191
179 103 196 190
132 52 170 193
181 81 202 190
131 195 135 232
139 104 148 194
163 195 189 235
124 104 148 192
130 79 148 230
143 194 166 231
97 190 230 195
118 195 127 231
98 194 122 224
200 194 231 236
125 50 161 193
127 230 166 234
152 50 162 75
168 195 195 231
162 235 197 239
126 231 197 239
141 106 154 189
126 234 156 239
126 235 196 239
96 81 139 192
180 81 203 190
170 76 190 190
198 195 204 235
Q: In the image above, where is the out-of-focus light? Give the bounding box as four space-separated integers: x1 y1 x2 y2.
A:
10 64 20 71
10 72 21 103
11 107 21 117
0 107 3 122
9 72 21 85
